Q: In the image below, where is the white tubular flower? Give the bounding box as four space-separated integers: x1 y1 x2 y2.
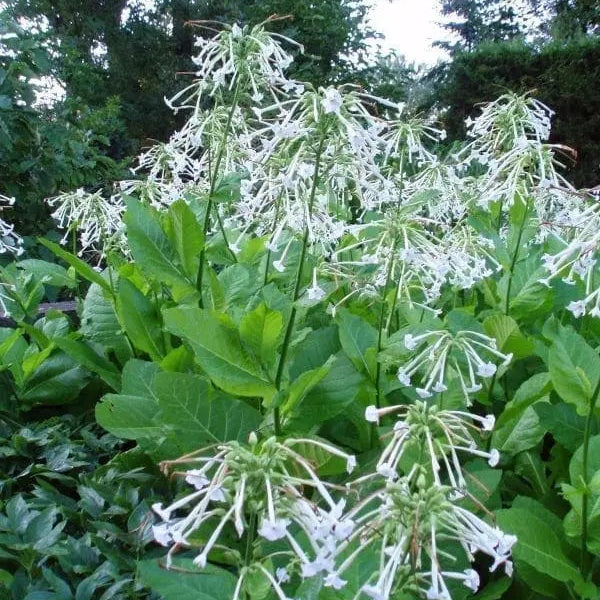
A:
46 188 125 257
460 92 573 211
466 92 555 151
307 267 326 301
340 465 513 600
326 212 496 315
322 87 343 114
539 201 600 317
171 20 301 105
394 329 511 404
152 435 355 595
0 195 23 256
365 402 499 488
384 110 446 165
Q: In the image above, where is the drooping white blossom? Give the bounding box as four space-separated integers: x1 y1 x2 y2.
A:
0 195 23 256
151 435 356 596
394 329 511 403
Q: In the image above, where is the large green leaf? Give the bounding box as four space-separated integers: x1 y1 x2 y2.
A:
96 393 164 440
138 558 236 600
570 434 600 484
286 353 366 432
496 507 592 591
493 371 550 456
153 371 261 450
20 352 89 405
543 318 600 415
16 259 76 289
239 302 283 365
289 326 340 380
483 313 534 358
217 264 258 310
96 359 261 451
54 337 121 391
164 306 275 399
535 402 587 451
336 308 377 379
95 360 162 439
80 282 132 364
124 198 196 300
495 372 551 428
116 278 165 361
281 357 334 417
38 238 112 292
500 252 553 321
493 402 546 456
163 199 204 278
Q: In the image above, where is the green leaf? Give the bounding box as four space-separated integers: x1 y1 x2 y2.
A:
474 578 511 600
544 318 600 415
96 393 162 440
116 278 165 360
20 353 89 406
121 359 162 396
492 402 546 455
153 371 261 449
483 313 534 358
218 264 258 309
95 359 162 438
54 337 121 391
570 434 600 485
289 326 340 380
17 259 76 289
535 403 587 451
502 253 553 321
514 451 550 496
80 282 132 364
164 306 276 399
495 508 584 586
336 308 378 378
281 357 334 417
137 558 236 600
124 198 196 300
38 238 112 292
239 302 283 365
285 353 366 432
163 199 204 278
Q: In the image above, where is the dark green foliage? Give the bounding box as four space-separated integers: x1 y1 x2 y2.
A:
524 0 600 40
438 0 522 54
0 412 165 599
0 13 128 236
433 37 600 186
5 0 378 146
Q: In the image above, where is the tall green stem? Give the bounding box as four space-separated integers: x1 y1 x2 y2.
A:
375 242 397 409
504 196 530 315
196 80 242 305
272 134 327 435
581 377 600 575
263 202 281 287
244 511 257 566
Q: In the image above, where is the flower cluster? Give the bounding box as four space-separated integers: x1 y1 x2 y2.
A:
46 188 125 257
365 402 498 486
0 195 23 256
539 200 600 318
460 92 573 211
396 329 512 403
152 435 357 598
344 404 512 600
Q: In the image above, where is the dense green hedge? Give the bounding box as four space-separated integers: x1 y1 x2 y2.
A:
435 36 600 187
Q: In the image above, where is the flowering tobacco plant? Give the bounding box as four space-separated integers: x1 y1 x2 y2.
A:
2 18 599 600
152 435 357 598
0 194 23 256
